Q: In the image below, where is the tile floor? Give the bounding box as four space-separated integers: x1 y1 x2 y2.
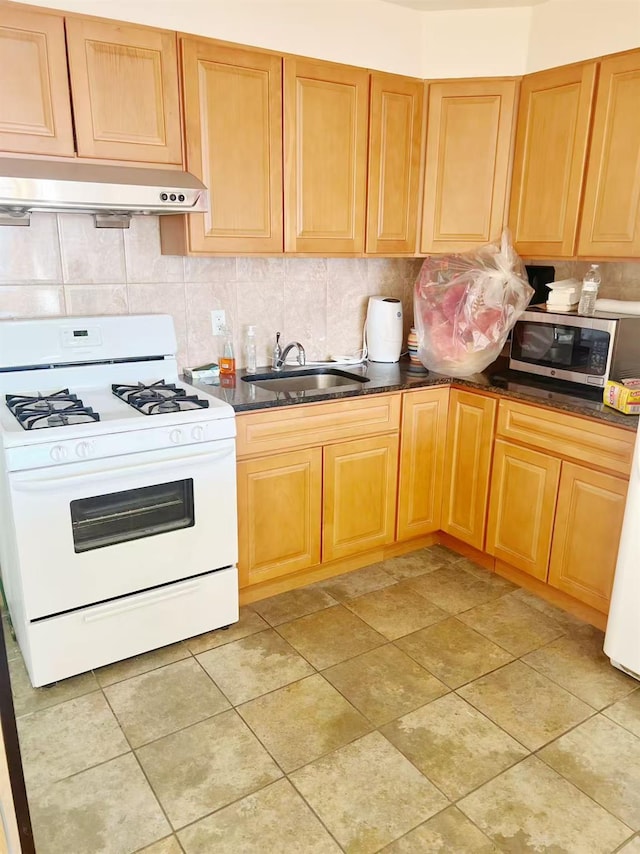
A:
6 545 640 853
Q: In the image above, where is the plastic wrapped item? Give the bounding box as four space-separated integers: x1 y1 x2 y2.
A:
414 231 533 377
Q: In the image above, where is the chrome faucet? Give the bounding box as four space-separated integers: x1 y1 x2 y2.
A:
272 337 306 371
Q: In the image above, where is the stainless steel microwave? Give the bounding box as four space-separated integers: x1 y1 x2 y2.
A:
509 307 640 387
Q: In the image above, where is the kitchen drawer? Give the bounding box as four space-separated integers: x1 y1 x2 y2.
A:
236 393 401 458
497 400 634 476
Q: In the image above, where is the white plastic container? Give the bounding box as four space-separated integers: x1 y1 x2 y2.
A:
578 265 601 316
366 296 403 363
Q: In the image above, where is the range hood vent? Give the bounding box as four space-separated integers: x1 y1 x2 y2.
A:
0 158 207 228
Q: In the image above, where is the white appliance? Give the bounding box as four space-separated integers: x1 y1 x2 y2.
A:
0 315 238 687
366 296 403 363
604 426 640 681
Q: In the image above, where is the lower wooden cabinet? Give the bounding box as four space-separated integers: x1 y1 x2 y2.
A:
548 462 628 613
323 435 399 563
441 389 497 550
237 448 322 587
486 439 561 580
396 387 449 541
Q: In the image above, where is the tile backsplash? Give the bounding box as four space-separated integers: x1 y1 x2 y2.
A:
0 213 422 370
2 214 639 372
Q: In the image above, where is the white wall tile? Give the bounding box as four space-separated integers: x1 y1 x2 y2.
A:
58 215 126 283
64 285 128 316
183 256 237 283
0 214 61 283
236 258 284 281
184 281 238 369
283 279 327 362
124 217 183 284
236 280 284 368
0 285 64 318
285 258 327 282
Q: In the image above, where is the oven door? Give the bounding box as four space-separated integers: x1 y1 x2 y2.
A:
8 439 237 620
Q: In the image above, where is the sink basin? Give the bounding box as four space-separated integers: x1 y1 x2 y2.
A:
242 367 369 393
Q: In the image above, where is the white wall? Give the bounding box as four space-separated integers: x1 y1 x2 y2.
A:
527 0 640 72
421 6 531 77
11 0 426 77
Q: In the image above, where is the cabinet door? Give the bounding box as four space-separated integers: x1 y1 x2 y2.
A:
441 389 497 550
323 434 399 562
421 79 517 254
397 387 449 541
65 18 182 164
486 440 561 580
0 6 74 156
578 50 640 257
237 448 322 588
284 58 369 253
180 39 283 253
367 73 424 254
509 62 597 257
549 462 628 613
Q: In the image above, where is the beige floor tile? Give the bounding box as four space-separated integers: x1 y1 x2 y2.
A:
523 626 638 709
458 594 565 656
324 644 448 726
618 838 640 853
277 605 385 669
9 654 99 718
104 658 229 747
196 629 314 705
2 616 20 661
407 566 502 615
396 617 513 689
382 549 447 580
182 607 268 654
459 661 593 750
511 586 586 632
317 564 396 602
382 805 499 853
456 559 518 595
604 689 640 737
290 731 449 854
343 581 447 640
459 756 631 854
137 837 183 854
137 710 281 829
382 693 528 800
29 753 170 854
427 544 462 565
540 715 640 830
95 642 191 688
17 691 129 789
238 674 371 772
178 778 340 853
251 586 337 626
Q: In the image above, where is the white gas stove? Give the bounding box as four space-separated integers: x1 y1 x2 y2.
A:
0 315 238 687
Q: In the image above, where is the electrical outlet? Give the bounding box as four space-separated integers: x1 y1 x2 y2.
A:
211 309 226 335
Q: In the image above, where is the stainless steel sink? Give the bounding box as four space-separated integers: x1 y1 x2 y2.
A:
242 367 369 393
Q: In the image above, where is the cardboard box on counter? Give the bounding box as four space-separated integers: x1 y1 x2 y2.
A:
604 379 640 415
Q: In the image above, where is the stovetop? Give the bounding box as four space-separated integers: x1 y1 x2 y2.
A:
112 381 210 416
6 389 101 430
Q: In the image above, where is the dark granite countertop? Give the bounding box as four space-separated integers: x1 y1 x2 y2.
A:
191 359 639 431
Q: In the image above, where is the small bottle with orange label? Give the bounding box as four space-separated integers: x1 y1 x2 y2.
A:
219 327 236 375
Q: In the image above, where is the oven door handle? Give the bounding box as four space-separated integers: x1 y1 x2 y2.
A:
10 444 234 490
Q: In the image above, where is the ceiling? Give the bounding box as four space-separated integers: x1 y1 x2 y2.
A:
381 0 547 9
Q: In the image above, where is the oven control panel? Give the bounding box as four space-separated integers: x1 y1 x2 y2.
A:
4 418 236 472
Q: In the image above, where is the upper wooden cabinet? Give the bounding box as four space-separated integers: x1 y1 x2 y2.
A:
0 5 74 156
578 50 640 258
441 389 497 550
421 79 517 254
509 62 597 258
366 73 424 255
163 39 283 255
284 58 369 253
65 18 182 164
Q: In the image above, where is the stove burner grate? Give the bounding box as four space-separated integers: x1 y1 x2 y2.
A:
5 389 100 430
112 381 209 416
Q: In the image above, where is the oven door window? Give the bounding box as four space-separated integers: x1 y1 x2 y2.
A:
70 479 194 553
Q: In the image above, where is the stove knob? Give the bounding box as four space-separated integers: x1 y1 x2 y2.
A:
76 441 92 459
50 445 67 462
191 425 205 441
169 428 183 444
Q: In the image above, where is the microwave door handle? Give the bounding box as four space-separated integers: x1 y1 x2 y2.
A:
10 444 234 490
